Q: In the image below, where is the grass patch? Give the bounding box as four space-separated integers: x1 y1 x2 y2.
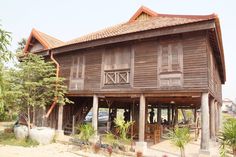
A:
0 132 39 147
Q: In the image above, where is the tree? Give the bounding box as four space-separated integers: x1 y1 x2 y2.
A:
219 118 236 157
169 127 191 157
10 53 71 130
16 38 26 53
0 23 12 113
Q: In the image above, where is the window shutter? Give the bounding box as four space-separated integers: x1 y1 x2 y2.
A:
161 46 169 72
171 44 179 71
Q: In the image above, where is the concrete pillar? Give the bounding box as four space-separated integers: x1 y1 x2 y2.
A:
92 94 98 132
200 93 210 154
210 99 216 140
139 94 146 142
57 105 63 130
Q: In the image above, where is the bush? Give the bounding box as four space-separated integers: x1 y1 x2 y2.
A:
0 132 38 147
219 118 236 157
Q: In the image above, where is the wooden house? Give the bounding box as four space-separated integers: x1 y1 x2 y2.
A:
24 6 226 152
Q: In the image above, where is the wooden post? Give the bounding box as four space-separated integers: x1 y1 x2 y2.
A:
157 107 162 125
72 115 75 135
168 106 171 125
215 101 219 136
194 107 197 122
58 105 63 130
218 103 222 130
92 94 98 132
175 107 178 125
210 99 216 140
172 105 175 125
139 94 146 142
200 93 210 153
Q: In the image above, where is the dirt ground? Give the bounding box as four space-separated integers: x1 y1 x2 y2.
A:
0 143 82 157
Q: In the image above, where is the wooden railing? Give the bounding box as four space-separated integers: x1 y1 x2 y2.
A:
104 69 130 85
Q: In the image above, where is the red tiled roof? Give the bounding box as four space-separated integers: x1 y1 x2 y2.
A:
24 28 63 52
36 29 64 48
64 6 216 46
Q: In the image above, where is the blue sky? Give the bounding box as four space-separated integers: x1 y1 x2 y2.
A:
0 0 235 101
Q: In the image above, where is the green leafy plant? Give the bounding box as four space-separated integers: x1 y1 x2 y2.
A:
76 123 95 142
114 116 134 145
103 131 117 146
219 118 236 157
168 127 191 157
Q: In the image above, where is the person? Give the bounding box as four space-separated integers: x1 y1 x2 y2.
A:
149 108 155 124
123 109 130 123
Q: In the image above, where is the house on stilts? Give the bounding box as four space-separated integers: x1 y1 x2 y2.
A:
23 6 226 153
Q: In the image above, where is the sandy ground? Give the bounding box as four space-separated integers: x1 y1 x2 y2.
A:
0 143 82 157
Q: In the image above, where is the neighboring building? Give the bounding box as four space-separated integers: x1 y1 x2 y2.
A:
222 98 236 113
23 6 226 152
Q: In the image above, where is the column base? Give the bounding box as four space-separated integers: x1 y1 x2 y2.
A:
135 142 147 154
55 130 64 140
199 149 210 157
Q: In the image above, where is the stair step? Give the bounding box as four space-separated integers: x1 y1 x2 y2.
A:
64 127 72 131
64 130 72 135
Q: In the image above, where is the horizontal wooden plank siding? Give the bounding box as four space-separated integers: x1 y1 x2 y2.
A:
207 38 222 101
133 41 158 88
84 49 103 90
182 32 208 89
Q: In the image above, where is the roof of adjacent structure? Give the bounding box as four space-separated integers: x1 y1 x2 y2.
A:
23 28 63 52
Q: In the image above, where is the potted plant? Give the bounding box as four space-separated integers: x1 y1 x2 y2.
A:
168 127 191 157
75 123 95 148
219 118 236 157
114 116 134 152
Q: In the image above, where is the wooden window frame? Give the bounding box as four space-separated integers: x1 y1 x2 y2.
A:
158 41 183 87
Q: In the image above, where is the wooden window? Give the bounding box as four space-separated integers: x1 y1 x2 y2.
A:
161 46 169 72
158 41 183 87
69 55 84 90
160 43 182 73
103 46 131 86
70 56 84 79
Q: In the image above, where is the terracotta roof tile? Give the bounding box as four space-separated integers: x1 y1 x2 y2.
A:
65 14 216 46
35 30 64 48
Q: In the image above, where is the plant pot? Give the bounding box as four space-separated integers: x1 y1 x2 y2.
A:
14 125 28 140
29 127 55 145
233 147 236 156
136 151 143 157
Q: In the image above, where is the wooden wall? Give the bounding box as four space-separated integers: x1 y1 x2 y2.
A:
53 31 221 95
207 37 222 101
182 32 208 89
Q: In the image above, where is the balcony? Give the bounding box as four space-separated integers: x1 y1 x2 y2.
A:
104 69 130 85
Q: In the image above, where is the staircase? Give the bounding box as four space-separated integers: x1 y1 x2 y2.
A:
64 103 92 135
